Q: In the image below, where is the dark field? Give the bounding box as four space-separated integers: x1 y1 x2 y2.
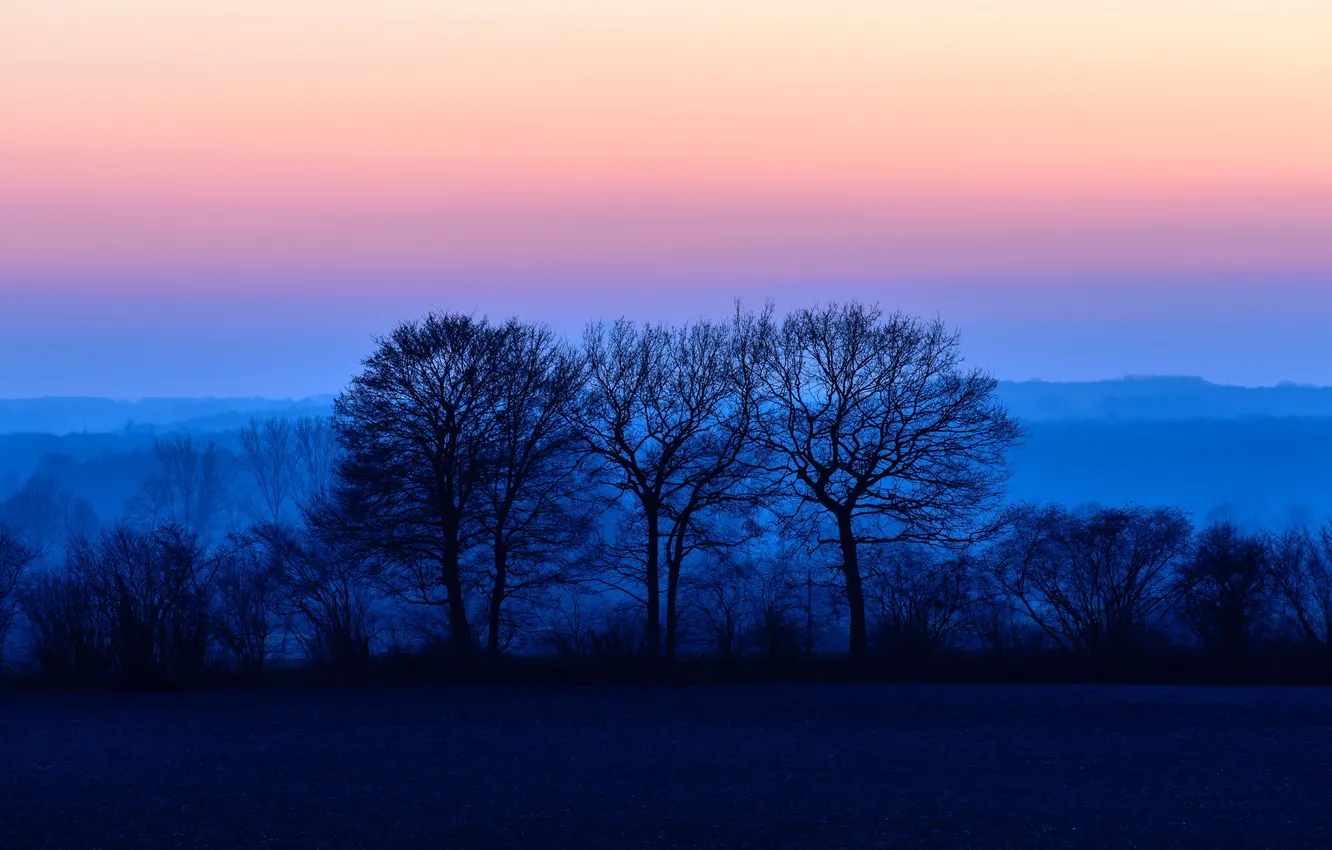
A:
2 685 1330 849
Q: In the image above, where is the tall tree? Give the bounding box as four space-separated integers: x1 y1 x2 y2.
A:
577 312 762 661
752 302 1021 659
478 320 590 655
325 313 506 654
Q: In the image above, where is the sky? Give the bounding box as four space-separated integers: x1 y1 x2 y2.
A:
2 1 1331 397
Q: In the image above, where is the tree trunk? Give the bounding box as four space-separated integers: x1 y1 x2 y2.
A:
644 507 661 661
665 554 681 664
441 535 472 655
487 534 508 657
837 512 867 661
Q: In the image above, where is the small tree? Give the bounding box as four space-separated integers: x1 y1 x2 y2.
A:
1268 525 1332 649
213 531 282 672
0 474 66 558
237 417 298 527
866 546 975 659
20 570 115 683
687 555 753 658
135 436 231 542
71 523 217 684
0 527 39 668
989 504 1193 658
1176 522 1271 664
269 526 378 670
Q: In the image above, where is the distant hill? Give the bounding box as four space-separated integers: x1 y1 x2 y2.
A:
998 376 1332 421
6 378 1332 435
3 379 1332 531
0 396 335 435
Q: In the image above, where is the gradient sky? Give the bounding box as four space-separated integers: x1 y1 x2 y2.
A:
3 1 1331 396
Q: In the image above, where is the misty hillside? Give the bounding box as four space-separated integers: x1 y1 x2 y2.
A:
999 376 1332 420
2 378 1331 531
0 396 335 436
6 378 1332 435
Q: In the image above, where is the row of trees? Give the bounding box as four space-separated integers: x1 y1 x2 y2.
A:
2 301 1330 682
320 303 1019 662
6 498 1332 681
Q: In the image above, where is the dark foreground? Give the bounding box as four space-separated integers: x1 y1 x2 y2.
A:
2 685 1330 849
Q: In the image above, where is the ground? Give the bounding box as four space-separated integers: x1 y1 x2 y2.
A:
1 684 1329 848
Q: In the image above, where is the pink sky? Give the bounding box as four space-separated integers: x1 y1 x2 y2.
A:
2 2 1331 394
4 1 1331 294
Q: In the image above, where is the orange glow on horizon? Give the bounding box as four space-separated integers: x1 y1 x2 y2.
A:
3 1 1331 291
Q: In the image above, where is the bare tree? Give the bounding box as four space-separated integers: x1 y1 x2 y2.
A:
136 436 230 542
1175 521 1272 664
577 311 763 661
19 570 115 683
293 415 340 505
687 555 753 658
324 312 506 653
0 473 66 558
212 531 282 672
866 545 976 658
989 504 1193 657
267 527 378 670
478 320 590 655
237 417 298 527
71 523 218 683
752 302 1021 659
1268 524 1332 648
0 527 39 667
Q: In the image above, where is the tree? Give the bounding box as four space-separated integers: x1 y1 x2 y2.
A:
578 312 764 661
0 473 66 558
136 436 230 542
70 523 217 684
752 302 1021 659
0 527 39 668
267 526 378 670
687 554 753 658
478 320 590 655
212 531 283 672
293 415 340 505
325 312 507 654
989 504 1193 657
866 545 975 659
1176 522 1272 664
237 417 298 527
1268 525 1332 649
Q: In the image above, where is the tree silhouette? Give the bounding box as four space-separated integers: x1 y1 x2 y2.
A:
990 504 1193 657
478 320 590 655
1267 525 1332 649
237 417 298 528
577 313 763 661
0 527 39 667
752 302 1020 659
324 313 509 654
1176 521 1271 665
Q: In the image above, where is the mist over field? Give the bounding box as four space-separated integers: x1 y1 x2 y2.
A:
4 377 1330 532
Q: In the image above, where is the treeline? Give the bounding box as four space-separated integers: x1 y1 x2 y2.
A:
1 302 1331 686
